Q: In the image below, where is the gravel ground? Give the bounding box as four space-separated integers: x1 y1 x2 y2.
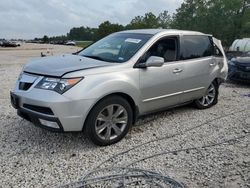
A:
0 44 250 188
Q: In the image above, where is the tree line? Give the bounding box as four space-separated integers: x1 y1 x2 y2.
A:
41 0 250 46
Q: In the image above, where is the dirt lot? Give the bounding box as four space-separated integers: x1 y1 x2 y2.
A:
0 44 249 187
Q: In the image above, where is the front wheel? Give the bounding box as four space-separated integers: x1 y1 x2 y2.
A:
194 82 219 109
85 96 133 146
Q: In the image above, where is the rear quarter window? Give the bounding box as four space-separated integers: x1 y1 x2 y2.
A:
180 35 214 60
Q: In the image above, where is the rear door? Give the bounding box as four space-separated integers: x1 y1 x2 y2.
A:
178 35 217 103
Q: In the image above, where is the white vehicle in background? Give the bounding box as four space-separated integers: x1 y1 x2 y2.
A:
230 38 250 52
66 41 76 46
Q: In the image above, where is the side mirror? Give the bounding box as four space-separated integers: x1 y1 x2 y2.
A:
145 56 164 67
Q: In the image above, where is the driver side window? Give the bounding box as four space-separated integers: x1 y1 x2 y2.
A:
140 37 178 63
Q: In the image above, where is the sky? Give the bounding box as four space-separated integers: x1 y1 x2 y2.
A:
0 0 183 39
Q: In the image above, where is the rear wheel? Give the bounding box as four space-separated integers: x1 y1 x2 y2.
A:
194 82 218 109
85 96 133 146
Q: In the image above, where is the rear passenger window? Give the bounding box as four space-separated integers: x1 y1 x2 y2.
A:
180 35 213 60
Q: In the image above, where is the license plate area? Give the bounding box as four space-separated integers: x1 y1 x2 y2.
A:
10 92 20 109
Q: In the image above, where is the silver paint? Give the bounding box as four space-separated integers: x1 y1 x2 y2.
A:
11 29 228 131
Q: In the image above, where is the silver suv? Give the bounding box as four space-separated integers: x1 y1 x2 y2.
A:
11 29 228 146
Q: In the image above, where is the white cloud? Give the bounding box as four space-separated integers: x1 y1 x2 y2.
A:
0 0 183 39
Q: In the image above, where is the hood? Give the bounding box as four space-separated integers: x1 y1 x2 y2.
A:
23 54 113 77
233 57 250 64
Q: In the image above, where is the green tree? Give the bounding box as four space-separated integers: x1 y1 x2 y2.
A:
127 16 145 29
171 0 250 46
127 12 160 29
143 12 160 28
97 21 124 39
127 11 172 29
38 1 250 47
158 11 172 29
67 26 97 41
42 35 49 43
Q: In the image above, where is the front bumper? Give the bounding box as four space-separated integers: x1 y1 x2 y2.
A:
228 69 250 83
18 108 64 132
10 88 96 132
11 91 63 132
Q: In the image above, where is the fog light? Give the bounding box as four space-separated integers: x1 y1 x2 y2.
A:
39 119 60 129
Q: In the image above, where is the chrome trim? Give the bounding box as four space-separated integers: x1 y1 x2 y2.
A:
143 87 205 102
183 87 205 94
143 91 183 102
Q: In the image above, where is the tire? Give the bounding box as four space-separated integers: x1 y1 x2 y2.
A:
194 82 219 109
85 96 133 146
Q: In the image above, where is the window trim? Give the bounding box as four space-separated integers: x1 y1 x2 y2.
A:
179 35 214 61
134 35 180 68
212 39 224 57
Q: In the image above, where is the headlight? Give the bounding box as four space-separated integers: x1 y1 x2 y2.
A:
35 77 83 94
18 67 25 80
228 61 236 66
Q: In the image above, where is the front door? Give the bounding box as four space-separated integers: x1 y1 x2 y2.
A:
138 37 184 114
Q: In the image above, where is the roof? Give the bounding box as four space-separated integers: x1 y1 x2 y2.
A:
118 29 208 36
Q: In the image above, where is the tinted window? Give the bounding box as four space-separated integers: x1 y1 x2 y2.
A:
140 37 177 63
180 35 213 60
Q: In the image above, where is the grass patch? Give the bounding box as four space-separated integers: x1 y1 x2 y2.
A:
75 41 93 48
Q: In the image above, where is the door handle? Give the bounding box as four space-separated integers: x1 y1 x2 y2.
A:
210 62 216 67
173 68 183 74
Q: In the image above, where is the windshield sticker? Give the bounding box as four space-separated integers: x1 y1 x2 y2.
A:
125 38 142 44
118 57 124 61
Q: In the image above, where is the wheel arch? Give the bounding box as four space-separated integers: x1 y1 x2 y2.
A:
82 92 139 131
212 77 224 87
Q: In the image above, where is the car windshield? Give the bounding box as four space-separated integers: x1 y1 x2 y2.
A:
79 33 153 63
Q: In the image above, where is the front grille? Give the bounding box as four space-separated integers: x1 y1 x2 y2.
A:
237 65 250 72
19 82 33 91
23 104 54 115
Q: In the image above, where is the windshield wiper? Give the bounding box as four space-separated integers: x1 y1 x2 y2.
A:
82 55 105 61
82 55 118 63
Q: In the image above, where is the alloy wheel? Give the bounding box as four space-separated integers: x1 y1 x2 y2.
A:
95 104 128 141
198 84 216 107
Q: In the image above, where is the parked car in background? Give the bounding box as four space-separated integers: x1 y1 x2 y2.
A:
10 29 228 146
228 51 250 82
65 41 76 46
1 41 20 47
